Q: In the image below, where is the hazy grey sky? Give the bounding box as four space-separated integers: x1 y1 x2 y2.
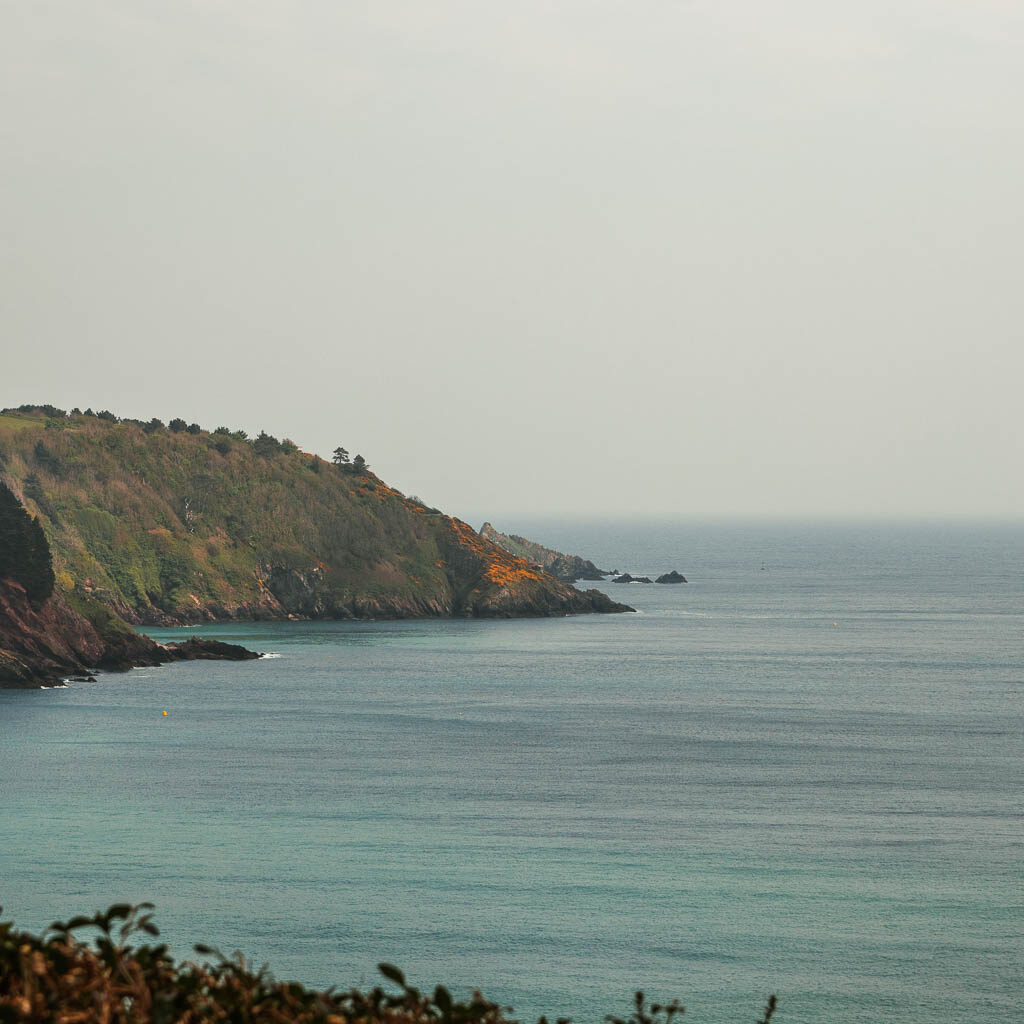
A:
3 1 1022 523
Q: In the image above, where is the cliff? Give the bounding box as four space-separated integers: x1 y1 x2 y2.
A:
0 408 631 625
478 522 610 582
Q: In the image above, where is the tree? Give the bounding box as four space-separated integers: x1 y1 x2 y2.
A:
252 431 282 458
352 454 368 474
169 418 187 433
332 447 350 467
186 423 202 435
0 481 55 605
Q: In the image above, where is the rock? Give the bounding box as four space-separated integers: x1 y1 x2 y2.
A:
162 638 263 661
611 574 653 584
655 571 688 584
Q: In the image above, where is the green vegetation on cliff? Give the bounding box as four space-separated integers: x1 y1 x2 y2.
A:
0 407 630 624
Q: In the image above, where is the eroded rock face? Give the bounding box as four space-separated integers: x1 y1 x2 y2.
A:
0 580 157 686
655 571 688 584
0 579 262 688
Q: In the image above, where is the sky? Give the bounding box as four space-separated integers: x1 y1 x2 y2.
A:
2 1 1022 524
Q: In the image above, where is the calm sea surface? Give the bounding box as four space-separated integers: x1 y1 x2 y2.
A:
2 521 1022 1023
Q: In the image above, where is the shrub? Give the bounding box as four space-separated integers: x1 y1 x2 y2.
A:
0 904 778 1024
13 404 66 419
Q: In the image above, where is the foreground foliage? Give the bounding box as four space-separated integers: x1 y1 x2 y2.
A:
0 905 777 1024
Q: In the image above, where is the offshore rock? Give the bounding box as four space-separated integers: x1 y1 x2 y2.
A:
161 637 262 661
612 574 653 584
655 571 688 584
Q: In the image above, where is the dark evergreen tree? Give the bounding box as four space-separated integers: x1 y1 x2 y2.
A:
34 440 62 475
332 447 350 466
0 481 55 605
352 454 368 474
252 431 282 458
168 418 187 433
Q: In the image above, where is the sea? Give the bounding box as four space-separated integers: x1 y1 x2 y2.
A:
1 521 1021 1023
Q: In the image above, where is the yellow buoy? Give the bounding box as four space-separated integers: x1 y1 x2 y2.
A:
162 710 168 716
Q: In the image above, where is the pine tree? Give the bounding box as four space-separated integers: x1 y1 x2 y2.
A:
0 481 55 605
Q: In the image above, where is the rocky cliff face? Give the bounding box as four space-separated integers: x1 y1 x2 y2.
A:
478 523 610 582
0 578 259 688
0 409 631 624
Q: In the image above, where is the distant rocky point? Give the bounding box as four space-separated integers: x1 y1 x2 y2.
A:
611 574 653 584
478 523 611 583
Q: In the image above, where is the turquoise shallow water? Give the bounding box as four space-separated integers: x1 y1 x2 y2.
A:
2 521 1022 1023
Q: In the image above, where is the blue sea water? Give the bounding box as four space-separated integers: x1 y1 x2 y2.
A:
1 521 1022 1023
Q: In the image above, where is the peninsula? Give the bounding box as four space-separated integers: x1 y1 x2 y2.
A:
0 406 631 644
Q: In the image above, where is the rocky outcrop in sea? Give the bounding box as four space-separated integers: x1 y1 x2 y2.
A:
655 571 688 584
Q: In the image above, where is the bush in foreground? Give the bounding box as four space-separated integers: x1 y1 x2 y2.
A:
0 904 777 1023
